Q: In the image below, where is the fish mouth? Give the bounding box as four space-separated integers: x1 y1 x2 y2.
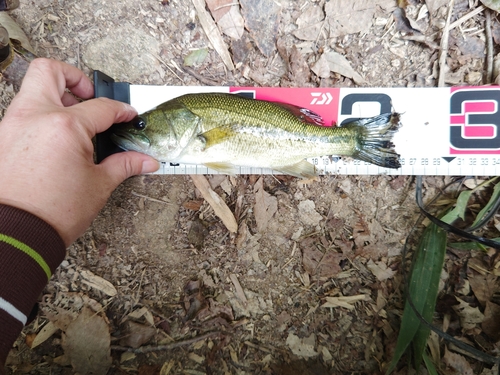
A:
110 130 151 153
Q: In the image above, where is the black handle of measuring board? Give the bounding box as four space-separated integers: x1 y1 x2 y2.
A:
93 70 131 163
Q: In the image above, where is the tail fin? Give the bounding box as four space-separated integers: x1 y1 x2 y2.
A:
345 113 402 169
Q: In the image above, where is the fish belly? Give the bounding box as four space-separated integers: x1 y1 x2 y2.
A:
176 126 354 170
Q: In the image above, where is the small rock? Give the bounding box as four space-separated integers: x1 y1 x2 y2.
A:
83 26 160 81
291 226 304 241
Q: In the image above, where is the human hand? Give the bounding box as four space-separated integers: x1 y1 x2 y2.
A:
0 58 159 246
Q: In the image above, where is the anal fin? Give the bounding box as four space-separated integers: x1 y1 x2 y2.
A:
274 160 319 179
203 162 238 175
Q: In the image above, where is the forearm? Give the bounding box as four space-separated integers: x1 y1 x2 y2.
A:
0 204 65 371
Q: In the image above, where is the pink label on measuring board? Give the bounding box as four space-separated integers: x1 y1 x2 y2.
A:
229 87 341 127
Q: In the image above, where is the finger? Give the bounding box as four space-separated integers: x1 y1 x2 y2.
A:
20 58 94 104
71 97 137 136
61 91 80 107
99 152 159 188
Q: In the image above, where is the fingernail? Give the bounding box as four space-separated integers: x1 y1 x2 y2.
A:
141 159 160 174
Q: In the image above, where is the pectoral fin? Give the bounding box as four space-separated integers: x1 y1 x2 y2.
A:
203 162 238 175
274 160 319 179
200 126 236 149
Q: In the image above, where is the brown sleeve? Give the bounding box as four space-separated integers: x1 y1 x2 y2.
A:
0 204 66 372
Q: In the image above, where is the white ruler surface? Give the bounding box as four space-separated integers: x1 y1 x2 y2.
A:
129 85 500 176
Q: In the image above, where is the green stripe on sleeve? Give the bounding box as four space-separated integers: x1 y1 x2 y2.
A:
0 233 52 280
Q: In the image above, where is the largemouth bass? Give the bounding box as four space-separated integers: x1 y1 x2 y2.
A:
111 93 401 178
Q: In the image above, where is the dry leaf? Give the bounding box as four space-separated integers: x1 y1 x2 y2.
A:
205 0 232 22
367 259 396 281
293 5 325 41
119 321 156 348
160 361 175 375
190 174 237 233
43 306 78 331
468 271 500 306
31 321 58 349
217 5 244 40
62 307 112 375
311 54 331 78
183 199 204 210
79 269 117 297
393 7 423 35
286 333 319 358
278 44 311 87
0 13 35 54
188 218 208 249
321 295 369 310
425 0 450 15
443 346 474 375
240 0 280 57
453 297 485 330
289 46 311 85
301 243 344 278
325 0 395 38
298 200 322 226
128 306 155 326
481 301 500 341
253 177 277 232
325 51 366 85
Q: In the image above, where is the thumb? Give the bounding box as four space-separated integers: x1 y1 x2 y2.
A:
99 151 160 187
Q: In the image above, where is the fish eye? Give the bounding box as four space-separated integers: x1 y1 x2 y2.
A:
133 117 146 130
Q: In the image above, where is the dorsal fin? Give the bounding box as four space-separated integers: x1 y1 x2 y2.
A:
273 102 324 126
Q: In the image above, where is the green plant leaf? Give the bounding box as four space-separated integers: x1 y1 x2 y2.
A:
183 48 208 67
440 189 472 224
423 350 439 375
385 222 447 374
449 241 487 251
470 178 500 228
481 0 500 12
449 237 500 251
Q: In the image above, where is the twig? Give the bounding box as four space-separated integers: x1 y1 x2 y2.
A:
131 191 173 205
152 53 184 83
182 66 219 86
485 9 494 84
438 0 455 87
229 274 248 306
449 5 485 30
214 2 239 11
191 0 235 71
110 331 221 353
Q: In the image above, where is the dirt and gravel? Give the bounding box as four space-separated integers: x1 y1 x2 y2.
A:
1 0 500 374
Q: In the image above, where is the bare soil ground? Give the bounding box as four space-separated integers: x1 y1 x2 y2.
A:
1 0 499 374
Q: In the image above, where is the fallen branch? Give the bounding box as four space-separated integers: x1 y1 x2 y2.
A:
485 9 493 84
191 0 235 71
438 0 455 87
110 331 221 353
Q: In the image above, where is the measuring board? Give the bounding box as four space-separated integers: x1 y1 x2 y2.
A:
94 71 500 176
